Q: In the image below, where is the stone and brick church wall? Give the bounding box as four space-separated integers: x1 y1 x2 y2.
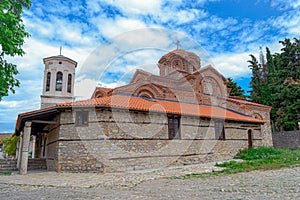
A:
225 100 273 147
45 122 60 171
52 108 263 172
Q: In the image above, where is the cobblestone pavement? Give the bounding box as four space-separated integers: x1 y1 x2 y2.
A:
0 163 299 200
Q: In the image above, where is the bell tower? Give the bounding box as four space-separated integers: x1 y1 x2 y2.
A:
40 55 77 108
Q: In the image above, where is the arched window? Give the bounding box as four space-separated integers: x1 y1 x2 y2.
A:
189 64 193 73
46 72 51 92
137 90 154 98
171 59 182 70
202 77 222 96
203 80 213 95
67 74 72 93
56 72 63 91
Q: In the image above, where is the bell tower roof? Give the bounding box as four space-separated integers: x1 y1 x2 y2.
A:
43 55 77 68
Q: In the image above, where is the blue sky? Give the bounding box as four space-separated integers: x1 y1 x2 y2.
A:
1 0 300 133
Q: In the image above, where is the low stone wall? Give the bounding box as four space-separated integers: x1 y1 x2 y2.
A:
272 131 300 149
57 139 252 173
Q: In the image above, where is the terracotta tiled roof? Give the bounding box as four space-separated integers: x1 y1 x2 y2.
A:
58 95 265 123
226 97 271 108
95 87 113 94
0 133 13 142
163 49 198 58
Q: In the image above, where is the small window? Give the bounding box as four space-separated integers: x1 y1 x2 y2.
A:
168 116 181 139
46 72 51 92
190 64 193 73
75 111 89 127
67 74 72 93
56 72 63 91
203 80 213 95
215 121 225 140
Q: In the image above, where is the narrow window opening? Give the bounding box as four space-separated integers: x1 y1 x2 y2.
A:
190 64 193 73
46 72 51 92
168 116 181 139
42 138 47 157
67 74 72 93
56 72 63 91
248 129 253 148
215 121 225 140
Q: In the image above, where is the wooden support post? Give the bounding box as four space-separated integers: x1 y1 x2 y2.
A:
20 122 32 175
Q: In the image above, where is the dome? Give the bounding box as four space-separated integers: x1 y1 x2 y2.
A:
158 49 201 76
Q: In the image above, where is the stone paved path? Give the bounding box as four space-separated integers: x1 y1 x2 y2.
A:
0 164 299 199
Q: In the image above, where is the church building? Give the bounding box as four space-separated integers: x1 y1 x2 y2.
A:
15 49 272 174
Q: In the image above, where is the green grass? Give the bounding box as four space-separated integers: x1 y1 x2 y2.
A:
181 147 300 179
0 171 12 176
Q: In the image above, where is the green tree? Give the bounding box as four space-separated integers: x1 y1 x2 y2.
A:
0 135 19 156
227 77 245 97
248 55 263 103
0 0 31 100
248 38 300 130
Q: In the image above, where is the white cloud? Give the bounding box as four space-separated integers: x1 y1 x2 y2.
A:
273 11 300 35
25 15 94 46
0 100 27 109
91 16 149 38
104 0 163 15
75 77 98 99
74 77 127 100
271 0 300 9
158 8 204 24
113 28 172 49
211 53 253 78
193 15 238 33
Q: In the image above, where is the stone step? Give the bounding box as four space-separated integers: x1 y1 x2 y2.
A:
0 167 18 171
0 159 47 171
0 160 17 165
0 159 18 171
0 164 17 167
0 159 17 171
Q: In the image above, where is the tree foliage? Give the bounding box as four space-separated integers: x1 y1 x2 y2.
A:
227 77 245 97
0 135 19 156
248 38 300 131
0 0 31 100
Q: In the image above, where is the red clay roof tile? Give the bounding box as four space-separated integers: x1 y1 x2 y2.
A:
57 95 265 123
226 97 271 108
95 87 113 93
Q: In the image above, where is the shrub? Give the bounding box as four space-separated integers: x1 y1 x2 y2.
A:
283 121 297 131
0 136 19 156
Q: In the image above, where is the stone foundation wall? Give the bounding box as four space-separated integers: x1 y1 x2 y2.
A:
54 108 263 172
272 131 300 149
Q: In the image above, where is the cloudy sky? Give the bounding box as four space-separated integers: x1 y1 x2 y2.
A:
1 0 300 133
